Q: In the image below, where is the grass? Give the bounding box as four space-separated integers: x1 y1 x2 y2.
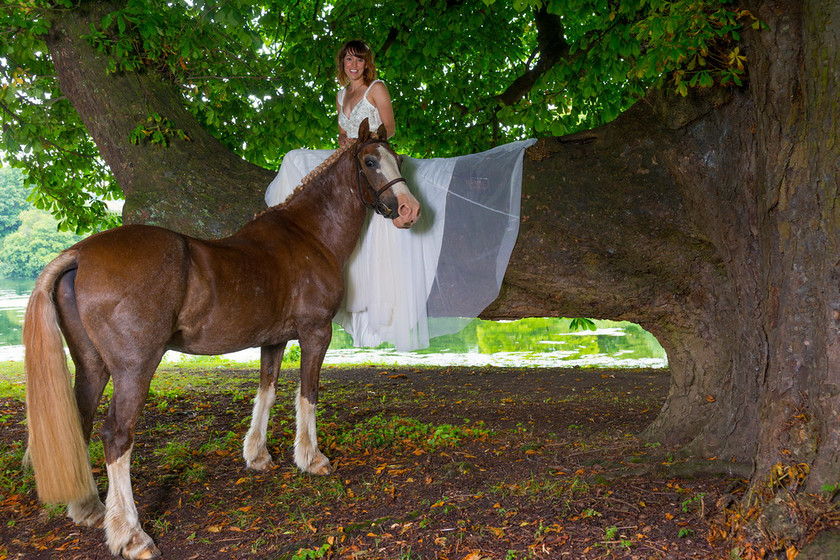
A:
0 360 748 559
0 441 31 496
0 355 283 403
199 430 240 456
0 361 25 400
331 412 492 452
154 440 194 472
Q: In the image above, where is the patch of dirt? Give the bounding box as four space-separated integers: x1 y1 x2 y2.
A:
0 366 743 559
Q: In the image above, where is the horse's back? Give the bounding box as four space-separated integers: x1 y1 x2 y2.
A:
70 224 190 290
74 224 190 267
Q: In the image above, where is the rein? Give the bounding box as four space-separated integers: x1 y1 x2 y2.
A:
354 138 408 218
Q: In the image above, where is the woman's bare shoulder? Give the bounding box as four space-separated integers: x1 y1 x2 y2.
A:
368 80 389 95
367 80 390 105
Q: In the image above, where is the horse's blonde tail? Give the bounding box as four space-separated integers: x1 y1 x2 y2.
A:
24 250 97 504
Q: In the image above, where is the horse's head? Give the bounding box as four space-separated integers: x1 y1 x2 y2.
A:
354 119 420 229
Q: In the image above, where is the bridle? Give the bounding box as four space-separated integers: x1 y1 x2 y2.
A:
354 138 408 217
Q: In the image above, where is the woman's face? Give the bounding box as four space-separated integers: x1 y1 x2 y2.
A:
343 52 366 83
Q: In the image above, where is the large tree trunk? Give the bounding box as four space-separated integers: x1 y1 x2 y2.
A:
44 1 274 237
746 0 840 491
489 0 840 497
486 89 746 462
44 0 839 500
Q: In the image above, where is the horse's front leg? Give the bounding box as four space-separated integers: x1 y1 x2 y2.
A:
243 343 286 470
295 325 332 475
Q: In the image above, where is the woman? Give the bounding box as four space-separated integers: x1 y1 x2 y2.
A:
266 40 535 351
335 41 394 147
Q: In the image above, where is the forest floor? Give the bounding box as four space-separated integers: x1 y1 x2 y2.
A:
0 363 814 559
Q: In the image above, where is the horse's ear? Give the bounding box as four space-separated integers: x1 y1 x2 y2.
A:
375 124 387 140
358 118 371 141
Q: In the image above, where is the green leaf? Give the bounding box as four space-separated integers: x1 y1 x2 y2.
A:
568 317 597 332
0 0 757 232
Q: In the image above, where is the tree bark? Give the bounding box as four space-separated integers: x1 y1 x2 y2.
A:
44 1 274 238
43 0 840 494
485 89 746 460
744 0 840 491
496 0 840 494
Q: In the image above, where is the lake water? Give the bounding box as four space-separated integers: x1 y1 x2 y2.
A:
0 278 667 369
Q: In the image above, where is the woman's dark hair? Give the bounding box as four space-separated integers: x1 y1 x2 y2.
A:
336 40 377 86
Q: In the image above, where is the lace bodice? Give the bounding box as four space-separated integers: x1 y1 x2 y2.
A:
337 80 384 138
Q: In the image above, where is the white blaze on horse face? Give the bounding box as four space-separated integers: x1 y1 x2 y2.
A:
375 145 401 182
375 145 420 228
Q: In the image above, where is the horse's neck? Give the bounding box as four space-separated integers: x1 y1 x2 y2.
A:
282 156 367 263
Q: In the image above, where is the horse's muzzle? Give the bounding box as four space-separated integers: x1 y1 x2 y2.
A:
392 192 420 228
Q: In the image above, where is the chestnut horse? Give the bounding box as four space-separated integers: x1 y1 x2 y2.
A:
24 120 419 559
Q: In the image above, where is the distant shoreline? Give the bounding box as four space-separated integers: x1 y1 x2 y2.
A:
0 344 668 369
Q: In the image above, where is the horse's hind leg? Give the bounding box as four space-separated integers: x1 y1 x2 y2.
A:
244 343 286 470
101 363 162 559
55 271 108 527
65 344 109 527
295 326 332 475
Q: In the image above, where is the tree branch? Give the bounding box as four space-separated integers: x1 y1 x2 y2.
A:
495 6 569 106
379 27 399 57
0 99 95 159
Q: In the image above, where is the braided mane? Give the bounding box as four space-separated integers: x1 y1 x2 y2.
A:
255 138 361 219
295 138 358 192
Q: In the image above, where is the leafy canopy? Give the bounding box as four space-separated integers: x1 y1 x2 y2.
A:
1 0 755 232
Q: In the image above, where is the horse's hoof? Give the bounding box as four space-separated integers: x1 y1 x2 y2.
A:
295 447 333 475
121 532 160 560
246 453 274 471
312 463 332 475
308 453 332 475
68 496 106 528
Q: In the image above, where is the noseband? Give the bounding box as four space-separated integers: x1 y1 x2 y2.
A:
354 138 408 217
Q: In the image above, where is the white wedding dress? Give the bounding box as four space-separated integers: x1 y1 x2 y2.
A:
265 80 536 351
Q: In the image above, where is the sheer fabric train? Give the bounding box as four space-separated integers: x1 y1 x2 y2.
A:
265 139 536 351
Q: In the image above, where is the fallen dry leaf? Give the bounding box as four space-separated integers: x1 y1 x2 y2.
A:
487 526 506 538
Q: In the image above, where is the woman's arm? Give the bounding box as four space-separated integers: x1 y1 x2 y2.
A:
368 81 396 138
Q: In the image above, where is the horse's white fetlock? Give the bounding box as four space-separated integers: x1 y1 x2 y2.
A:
68 494 106 528
104 449 160 559
294 446 332 475
244 385 276 471
294 390 332 474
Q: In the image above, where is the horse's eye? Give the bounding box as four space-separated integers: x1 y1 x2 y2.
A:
365 159 376 167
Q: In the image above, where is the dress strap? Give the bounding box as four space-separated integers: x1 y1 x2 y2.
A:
338 81 380 111
364 80 383 99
